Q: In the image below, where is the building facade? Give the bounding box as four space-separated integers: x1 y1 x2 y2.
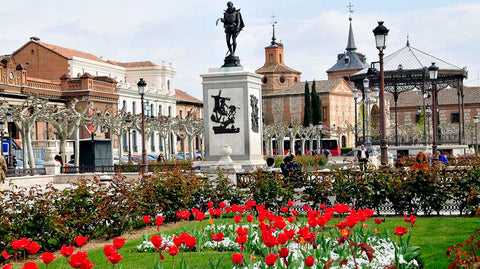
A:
10 38 199 158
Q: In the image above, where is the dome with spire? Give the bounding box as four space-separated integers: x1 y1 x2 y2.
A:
326 12 368 81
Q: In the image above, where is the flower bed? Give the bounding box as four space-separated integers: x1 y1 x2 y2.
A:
131 202 420 269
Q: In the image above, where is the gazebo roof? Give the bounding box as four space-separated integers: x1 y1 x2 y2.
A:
350 41 468 94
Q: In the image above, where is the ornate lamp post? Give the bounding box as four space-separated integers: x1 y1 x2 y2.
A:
6 112 13 169
373 21 389 165
137 78 148 173
125 118 132 163
474 115 479 155
425 104 432 141
428 62 439 159
353 87 359 147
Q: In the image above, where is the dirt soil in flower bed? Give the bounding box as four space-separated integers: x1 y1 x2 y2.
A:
10 221 187 266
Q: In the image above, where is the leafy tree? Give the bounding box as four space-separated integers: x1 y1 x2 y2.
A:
311 80 322 125
303 81 313 127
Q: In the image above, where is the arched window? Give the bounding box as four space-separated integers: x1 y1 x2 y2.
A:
150 104 154 116
168 106 172 116
167 80 171 91
158 105 162 115
122 100 126 110
150 133 155 152
132 102 136 115
159 134 164 151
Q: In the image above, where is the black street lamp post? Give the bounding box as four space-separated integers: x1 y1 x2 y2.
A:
138 78 148 174
428 62 439 159
373 21 389 165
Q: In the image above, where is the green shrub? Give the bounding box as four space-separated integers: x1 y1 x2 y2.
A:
341 147 353 154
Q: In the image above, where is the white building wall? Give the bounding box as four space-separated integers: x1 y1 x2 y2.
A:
67 57 178 158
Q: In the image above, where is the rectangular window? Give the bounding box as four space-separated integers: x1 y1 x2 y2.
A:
158 105 162 116
269 54 273 64
451 112 460 123
322 106 328 122
132 130 138 152
179 110 183 118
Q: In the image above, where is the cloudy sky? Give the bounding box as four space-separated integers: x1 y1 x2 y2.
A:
1 0 480 99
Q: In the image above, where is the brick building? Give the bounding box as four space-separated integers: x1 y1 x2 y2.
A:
175 89 204 154
0 54 117 143
256 22 356 147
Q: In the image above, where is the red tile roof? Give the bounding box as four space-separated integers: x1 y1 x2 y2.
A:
175 89 202 105
36 41 108 63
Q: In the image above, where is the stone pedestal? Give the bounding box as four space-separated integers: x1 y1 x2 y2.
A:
43 147 60 175
200 66 265 172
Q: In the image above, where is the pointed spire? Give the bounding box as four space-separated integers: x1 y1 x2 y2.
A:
346 18 357 51
346 2 356 51
271 14 278 45
406 34 410 47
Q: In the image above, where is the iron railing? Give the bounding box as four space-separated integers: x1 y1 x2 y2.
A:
60 163 193 174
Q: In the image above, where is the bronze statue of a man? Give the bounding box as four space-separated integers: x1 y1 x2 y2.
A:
218 2 244 56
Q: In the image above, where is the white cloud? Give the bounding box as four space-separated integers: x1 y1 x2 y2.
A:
1 0 480 98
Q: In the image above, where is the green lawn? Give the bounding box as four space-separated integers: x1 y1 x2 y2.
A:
39 216 479 269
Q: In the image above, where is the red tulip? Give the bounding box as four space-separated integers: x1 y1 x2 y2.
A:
67 251 88 268
103 244 116 256
195 212 206 221
176 210 191 219
374 218 383 224
80 259 95 269
305 256 315 267
211 232 225 242
41 252 56 264
150 235 163 250
235 235 247 245
232 253 243 264
207 201 214 208
25 241 40 254
279 247 289 258
246 215 254 223
113 238 125 250
3 264 12 269
167 245 179 256
107 251 123 264
60 245 75 258
287 200 294 207
21 262 39 269
265 254 278 267
234 215 242 223
219 201 226 208
142 215 151 224
236 227 248 236
75 236 88 247
2 250 10 260
394 226 408 236
184 234 198 248
155 215 164 226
